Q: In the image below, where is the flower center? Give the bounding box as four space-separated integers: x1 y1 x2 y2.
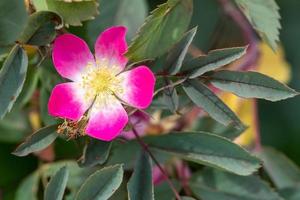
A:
80 66 123 102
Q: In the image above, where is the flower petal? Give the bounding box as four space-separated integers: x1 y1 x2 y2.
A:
85 95 128 141
53 34 95 81
95 26 128 72
48 82 91 121
120 111 149 139
117 66 155 109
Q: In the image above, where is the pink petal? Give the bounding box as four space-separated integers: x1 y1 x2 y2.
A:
120 111 150 140
95 26 128 72
52 34 95 81
48 82 92 121
117 66 155 109
85 96 128 141
153 165 167 185
175 160 191 185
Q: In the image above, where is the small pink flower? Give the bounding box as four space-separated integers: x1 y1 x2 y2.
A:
48 26 155 141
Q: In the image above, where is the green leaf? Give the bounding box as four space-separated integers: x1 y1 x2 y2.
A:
16 66 41 107
182 79 245 130
162 80 179 112
191 116 245 140
189 169 282 200
181 197 196 200
44 166 69 200
78 139 112 168
0 45 28 119
87 0 148 43
145 132 261 176
184 46 247 78
109 178 128 200
19 11 63 46
38 58 63 91
210 70 298 101
154 181 181 200
38 60 63 124
279 186 300 200
105 140 140 169
32 0 99 26
258 147 300 189
16 172 39 200
56 0 94 1
166 27 197 74
127 151 154 200
105 140 170 170
76 165 124 200
234 0 281 50
12 124 58 156
19 161 93 200
0 0 28 45
0 108 31 143
0 45 13 62
40 86 60 125
41 161 94 197
126 0 193 62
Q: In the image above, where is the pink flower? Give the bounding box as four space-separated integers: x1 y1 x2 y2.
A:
48 26 155 141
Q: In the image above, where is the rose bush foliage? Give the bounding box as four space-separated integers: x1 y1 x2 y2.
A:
1 0 300 199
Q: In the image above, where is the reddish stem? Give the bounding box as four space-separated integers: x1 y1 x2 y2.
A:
218 0 259 70
130 124 182 200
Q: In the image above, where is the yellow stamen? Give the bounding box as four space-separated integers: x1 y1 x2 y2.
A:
79 62 123 107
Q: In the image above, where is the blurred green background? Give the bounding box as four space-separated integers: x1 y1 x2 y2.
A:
259 0 300 163
1 0 300 199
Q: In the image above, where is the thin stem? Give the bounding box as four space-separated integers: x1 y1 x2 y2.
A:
35 53 47 68
130 123 182 200
127 108 138 117
153 78 187 97
218 0 259 70
219 0 253 42
125 59 154 70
